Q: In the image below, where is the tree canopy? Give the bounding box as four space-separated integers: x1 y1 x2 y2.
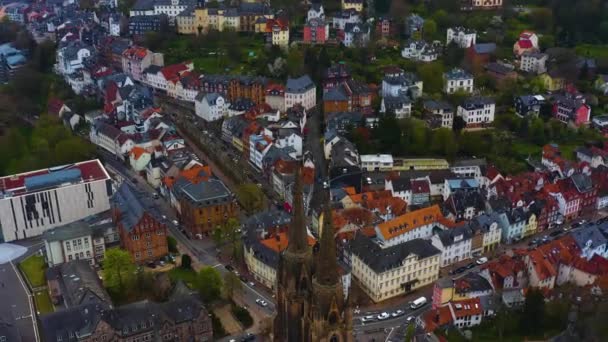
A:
102 249 137 299
196 266 223 303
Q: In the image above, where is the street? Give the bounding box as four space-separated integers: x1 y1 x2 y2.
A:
97 149 276 312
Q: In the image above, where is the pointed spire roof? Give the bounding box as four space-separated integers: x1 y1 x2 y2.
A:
287 167 308 253
315 196 339 286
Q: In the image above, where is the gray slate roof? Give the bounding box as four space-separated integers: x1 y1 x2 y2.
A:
45 260 112 308
286 75 315 93
351 234 440 273
111 183 163 232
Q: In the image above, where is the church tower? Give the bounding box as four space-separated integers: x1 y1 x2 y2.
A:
274 168 313 341
310 203 353 342
273 171 353 342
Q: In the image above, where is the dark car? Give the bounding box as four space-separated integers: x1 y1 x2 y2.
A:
455 266 467 274
239 275 248 283
465 262 476 269
549 230 562 237
147 262 156 269
225 264 234 271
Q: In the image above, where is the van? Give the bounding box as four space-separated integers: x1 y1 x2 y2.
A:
410 296 427 309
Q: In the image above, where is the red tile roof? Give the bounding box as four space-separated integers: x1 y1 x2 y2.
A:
449 297 482 318
260 231 315 252
376 205 445 240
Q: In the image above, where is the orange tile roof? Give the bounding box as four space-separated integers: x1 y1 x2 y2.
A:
260 232 316 252
178 164 212 185
422 305 453 333
302 166 314 185
528 249 557 281
130 146 147 160
377 205 444 240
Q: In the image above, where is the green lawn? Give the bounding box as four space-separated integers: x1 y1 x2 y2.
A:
168 267 197 287
575 44 608 59
19 255 47 288
34 290 54 314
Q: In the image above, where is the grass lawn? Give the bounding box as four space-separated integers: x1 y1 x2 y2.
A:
34 290 54 314
575 44 608 59
19 255 47 288
168 267 197 287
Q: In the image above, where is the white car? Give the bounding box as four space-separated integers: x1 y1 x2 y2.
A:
377 312 390 320
391 309 405 317
361 315 375 323
476 257 488 265
172 220 179 226
255 299 268 307
406 316 415 324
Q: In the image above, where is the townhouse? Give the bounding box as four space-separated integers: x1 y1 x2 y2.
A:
514 94 545 117
401 40 439 62
121 46 164 82
374 205 449 247
303 18 330 44
520 51 548 74
423 100 454 129
195 92 229 122
551 91 591 127
431 225 473 267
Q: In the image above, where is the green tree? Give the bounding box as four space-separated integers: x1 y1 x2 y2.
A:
196 266 223 303
520 288 545 334
212 227 224 245
529 117 547 145
422 19 438 40
103 249 136 297
222 218 241 259
167 236 178 253
223 272 242 299
431 128 458 160
236 183 265 214
375 113 402 154
417 62 445 94
286 48 305 77
181 254 192 270
404 323 415 341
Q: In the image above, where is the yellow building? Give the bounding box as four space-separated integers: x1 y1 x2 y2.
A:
341 0 364 12
392 158 450 171
176 8 197 35
272 25 289 49
523 212 537 238
539 72 566 92
351 234 441 302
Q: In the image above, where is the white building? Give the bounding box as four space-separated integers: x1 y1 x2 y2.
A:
401 40 439 62
332 9 360 30
449 298 484 328
431 226 473 267
55 42 93 76
446 27 477 48
0 160 112 242
42 216 118 267
89 120 122 156
285 75 316 110
307 3 324 21
342 22 370 48
444 68 474 94
249 134 273 171
374 205 448 247
520 51 548 74
109 14 122 36
456 97 496 127
360 154 394 171
381 70 423 98
194 92 229 122
130 0 191 19
351 234 441 302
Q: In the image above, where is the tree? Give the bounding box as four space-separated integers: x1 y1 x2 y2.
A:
422 19 438 40
181 254 192 270
375 113 402 154
431 128 457 160
103 249 136 297
212 227 224 245
417 62 445 94
520 288 545 334
196 266 223 303
236 183 265 214
167 236 178 253
286 48 305 77
223 272 242 299
404 323 415 341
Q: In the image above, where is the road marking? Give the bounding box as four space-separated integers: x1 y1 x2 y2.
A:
212 263 222 268
385 327 395 342
10 260 39 342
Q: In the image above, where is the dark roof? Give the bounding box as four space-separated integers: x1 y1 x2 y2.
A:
351 234 440 273
461 97 495 110
424 99 452 112
571 173 593 193
472 43 497 54
111 183 163 232
173 177 232 207
45 260 112 308
286 75 315 93
40 303 104 342
435 225 473 247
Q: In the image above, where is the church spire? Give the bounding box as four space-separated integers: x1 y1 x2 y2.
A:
315 196 339 286
287 167 308 253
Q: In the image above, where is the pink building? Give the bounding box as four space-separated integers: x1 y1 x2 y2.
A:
303 18 329 44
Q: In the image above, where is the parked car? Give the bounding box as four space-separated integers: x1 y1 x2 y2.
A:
377 312 390 320
549 230 562 237
239 275 247 282
455 266 467 274
240 333 256 342
391 309 405 317
255 299 268 307
361 315 376 323
225 264 234 271
476 257 488 265
465 262 476 269
146 262 156 269
406 316 415 324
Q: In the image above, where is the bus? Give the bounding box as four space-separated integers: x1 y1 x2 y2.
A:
410 296 427 310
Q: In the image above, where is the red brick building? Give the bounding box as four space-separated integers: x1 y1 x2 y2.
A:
112 183 168 264
304 18 329 44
